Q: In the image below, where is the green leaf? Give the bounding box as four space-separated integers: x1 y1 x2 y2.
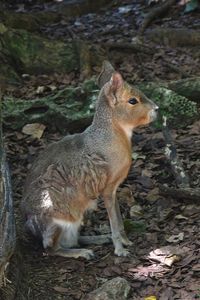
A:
123 219 146 234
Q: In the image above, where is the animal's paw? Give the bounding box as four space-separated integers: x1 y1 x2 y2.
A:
114 247 130 257
81 249 95 260
121 237 133 246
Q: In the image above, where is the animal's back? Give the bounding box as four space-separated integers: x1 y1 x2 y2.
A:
22 132 108 220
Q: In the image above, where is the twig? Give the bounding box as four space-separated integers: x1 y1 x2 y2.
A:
161 116 190 188
139 0 176 36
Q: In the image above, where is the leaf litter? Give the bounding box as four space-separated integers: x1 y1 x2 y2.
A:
2 0 200 299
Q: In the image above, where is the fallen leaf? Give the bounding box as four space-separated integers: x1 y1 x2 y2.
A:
130 204 143 217
132 152 146 160
128 264 167 277
22 123 46 139
146 188 160 202
192 264 200 271
148 246 183 266
36 86 45 94
144 296 157 300
188 120 200 135
164 255 181 267
117 186 135 206
175 214 188 220
166 232 184 243
124 219 146 234
53 286 69 293
48 84 57 91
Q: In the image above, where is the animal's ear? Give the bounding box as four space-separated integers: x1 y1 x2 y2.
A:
97 61 115 88
104 72 124 107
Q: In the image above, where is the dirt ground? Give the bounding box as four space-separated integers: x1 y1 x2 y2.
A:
2 0 200 299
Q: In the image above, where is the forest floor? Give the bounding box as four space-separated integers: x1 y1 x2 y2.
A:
3 0 200 299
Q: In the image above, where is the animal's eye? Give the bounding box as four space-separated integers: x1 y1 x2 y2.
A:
128 98 138 105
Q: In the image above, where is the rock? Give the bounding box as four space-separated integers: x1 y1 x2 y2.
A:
85 277 131 300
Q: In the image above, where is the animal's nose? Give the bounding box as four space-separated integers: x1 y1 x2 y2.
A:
154 105 159 111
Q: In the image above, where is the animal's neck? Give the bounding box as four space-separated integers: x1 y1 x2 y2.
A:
90 97 113 132
115 122 134 142
89 96 134 146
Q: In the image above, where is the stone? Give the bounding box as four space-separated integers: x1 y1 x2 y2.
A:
85 277 131 300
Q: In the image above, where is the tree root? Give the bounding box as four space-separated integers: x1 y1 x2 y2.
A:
146 28 200 47
104 40 154 55
139 0 176 35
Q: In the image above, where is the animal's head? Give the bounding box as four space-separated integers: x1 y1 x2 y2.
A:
97 61 158 130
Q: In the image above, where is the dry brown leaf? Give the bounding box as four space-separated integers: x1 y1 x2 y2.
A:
22 123 46 139
117 186 135 206
192 264 200 271
128 263 167 277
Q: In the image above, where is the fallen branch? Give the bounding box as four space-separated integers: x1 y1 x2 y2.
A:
159 116 200 202
159 185 200 202
139 0 176 35
162 116 190 188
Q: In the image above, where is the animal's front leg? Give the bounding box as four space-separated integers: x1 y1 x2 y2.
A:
115 199 133 246
103 190 130 257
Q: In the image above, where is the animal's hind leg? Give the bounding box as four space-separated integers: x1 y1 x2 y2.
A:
43 219 95 260
79 234 111 245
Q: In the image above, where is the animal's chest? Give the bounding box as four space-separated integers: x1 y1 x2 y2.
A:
108 148 132 184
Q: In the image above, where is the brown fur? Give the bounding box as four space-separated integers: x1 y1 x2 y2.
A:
21 61 158 259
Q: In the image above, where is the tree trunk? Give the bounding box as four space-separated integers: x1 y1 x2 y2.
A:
0 24 105 85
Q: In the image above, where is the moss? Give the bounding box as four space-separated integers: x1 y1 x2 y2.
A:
2 79 98 133
138 84 198 127
151 87 198 127
2 29 78 74
0 25 105 84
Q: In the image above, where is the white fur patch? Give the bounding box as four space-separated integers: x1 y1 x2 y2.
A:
53 218 82 248
87 199 98 211
121 125 133 140
41 190 53 209
53 218 81 228
148 109 157 122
